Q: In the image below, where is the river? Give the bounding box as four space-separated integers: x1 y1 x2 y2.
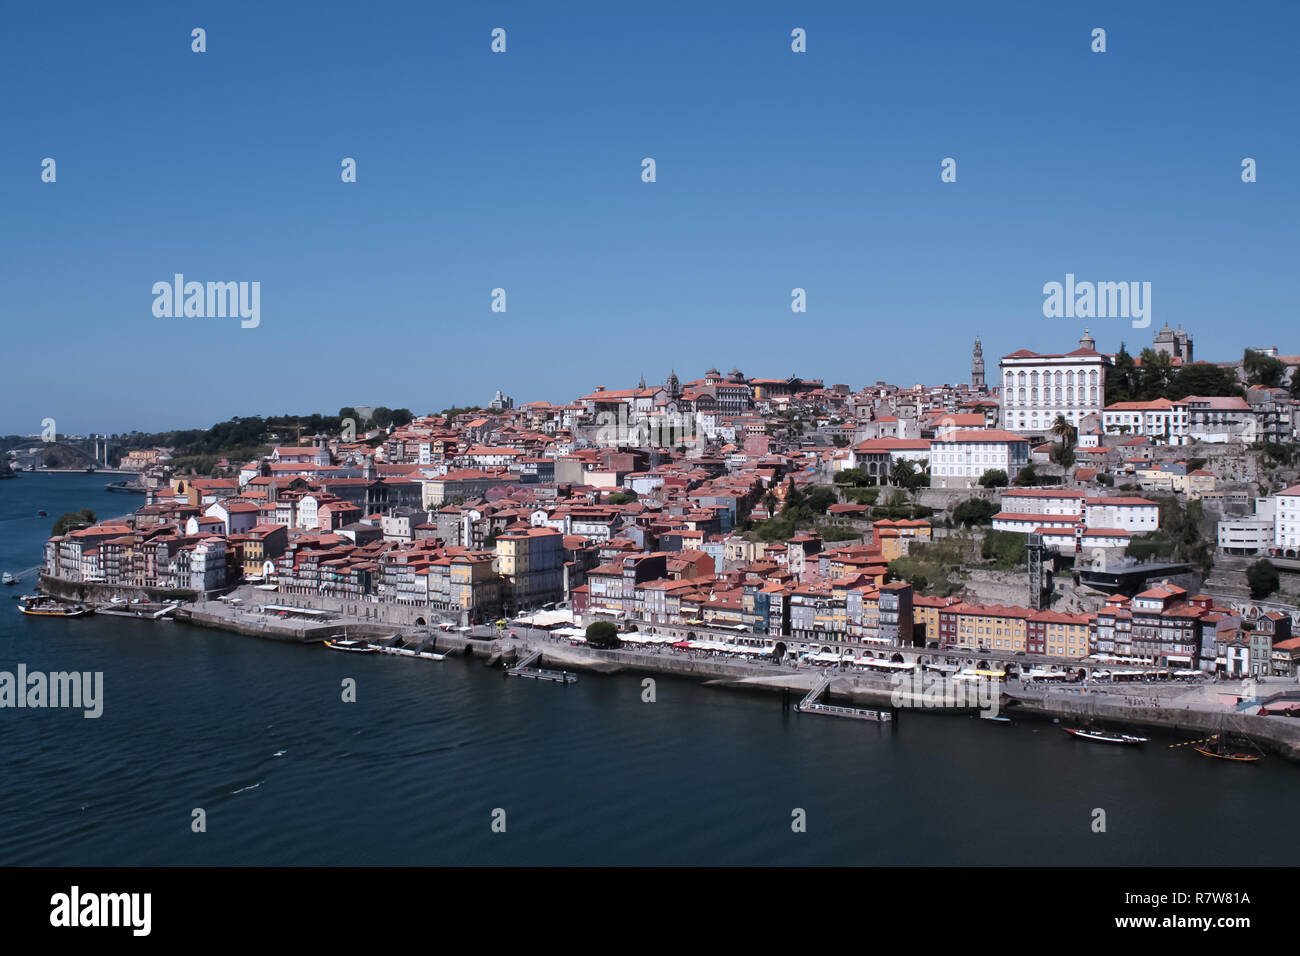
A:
1 473 1296 865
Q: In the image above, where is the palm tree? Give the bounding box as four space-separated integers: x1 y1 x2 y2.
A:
1050 414 1077 447
889 459 916 488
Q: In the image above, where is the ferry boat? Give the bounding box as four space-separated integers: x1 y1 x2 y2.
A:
1193 734 1260 762
1063 727 1148 745
323 639 376 653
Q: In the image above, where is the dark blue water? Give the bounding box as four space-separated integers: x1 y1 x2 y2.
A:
2 474 1297 865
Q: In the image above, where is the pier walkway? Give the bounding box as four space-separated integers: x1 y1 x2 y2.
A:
795 671 892 722
507 648 576 683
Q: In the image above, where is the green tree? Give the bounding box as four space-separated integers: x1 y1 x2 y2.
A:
1246 559 1280 599
1243 349 1286 389
1168 363 1242 401
585 620 622 648
804 485 837 515
952 498 998 526
52 509 97 537
1050 414 1077 448
1137 348 1175 400
1106 343 1138 405
981 530 1028 568
1015 463 1039 486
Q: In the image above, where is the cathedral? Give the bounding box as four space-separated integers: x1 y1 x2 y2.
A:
1152 323 1193 364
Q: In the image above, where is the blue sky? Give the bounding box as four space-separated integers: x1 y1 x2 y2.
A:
2 1 1297 434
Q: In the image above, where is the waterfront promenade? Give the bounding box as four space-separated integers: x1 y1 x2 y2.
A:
76 584 1300 761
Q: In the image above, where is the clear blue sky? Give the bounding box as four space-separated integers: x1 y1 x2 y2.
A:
2 1 1297 434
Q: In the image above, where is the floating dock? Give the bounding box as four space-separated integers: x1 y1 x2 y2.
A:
795 672 892 721
507 649 577 683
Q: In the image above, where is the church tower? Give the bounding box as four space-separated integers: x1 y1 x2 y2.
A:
971 337 985 389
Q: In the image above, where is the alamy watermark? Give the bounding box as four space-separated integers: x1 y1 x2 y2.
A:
50 886 150 936
152 274 260 328
595 405 703 454
890 669 999 717
1042 273 1150 329
0 665 103 718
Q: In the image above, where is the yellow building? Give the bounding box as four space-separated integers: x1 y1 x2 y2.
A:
944 604 1030 652
913 595 960 645
872 519 932 562
1028 610 1093 658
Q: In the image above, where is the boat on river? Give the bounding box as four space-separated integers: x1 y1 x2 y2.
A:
323 639 376 653
1193 734 1260 762
19 600 91 618
1063 727 1148 745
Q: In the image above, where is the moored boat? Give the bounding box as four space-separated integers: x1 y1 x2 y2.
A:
323 639 376 653
1193 734 1260 762
1063 727 1148 745
19 601 90 618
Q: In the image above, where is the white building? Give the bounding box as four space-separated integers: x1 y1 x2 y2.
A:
1185 396 1255 443
993 492 1158 540
1102 398 1189 444
1084 497 1160 533
929 430 1029 489
998 488 1085 517
1039 527 1132 551
297 494 323 530
1277 484 1300 555
204 499 259 536
1000 331 1109 435
190 537 227 592
1218 498 1275 556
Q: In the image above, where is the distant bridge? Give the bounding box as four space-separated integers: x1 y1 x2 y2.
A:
1 434 122 470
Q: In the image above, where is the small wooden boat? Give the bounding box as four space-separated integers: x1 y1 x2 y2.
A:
1193 735 1260 762
19 602 89 617
323 639 376 653
1063 727 1148 745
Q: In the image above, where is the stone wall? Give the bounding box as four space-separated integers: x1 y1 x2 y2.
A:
40 574 197 606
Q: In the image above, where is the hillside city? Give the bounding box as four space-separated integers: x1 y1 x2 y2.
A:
18 325 1300 679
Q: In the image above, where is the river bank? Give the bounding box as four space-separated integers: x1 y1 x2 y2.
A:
32 562 1300 764
166 590 1300 764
